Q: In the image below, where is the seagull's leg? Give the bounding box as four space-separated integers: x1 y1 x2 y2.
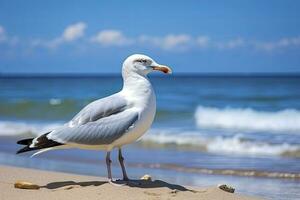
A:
118 148 129 181
106 151 113 181
106 151 126 186
117 148 141 186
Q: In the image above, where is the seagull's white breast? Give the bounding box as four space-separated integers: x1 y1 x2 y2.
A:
111 78 156 148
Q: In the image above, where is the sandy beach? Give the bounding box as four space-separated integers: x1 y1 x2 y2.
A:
0 165 262 200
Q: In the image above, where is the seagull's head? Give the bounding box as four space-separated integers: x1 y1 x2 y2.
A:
122 54 172 77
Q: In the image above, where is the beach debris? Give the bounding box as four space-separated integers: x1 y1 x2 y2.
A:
218 184 235 193
140 174 152 181
170 189 178 194
14 181 40 190
144 191 160 196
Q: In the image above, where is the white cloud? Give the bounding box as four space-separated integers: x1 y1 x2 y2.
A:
139 34 191 50
255 36 300 51
138 35 159 46
6 22 300 54
162 34 191 49
32 22 87 49
91 31 192 50
62 22 86 41
91 30 133 46
216 38 245 49
196 36 210 48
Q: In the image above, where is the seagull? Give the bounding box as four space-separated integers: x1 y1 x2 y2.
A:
16 54 172 184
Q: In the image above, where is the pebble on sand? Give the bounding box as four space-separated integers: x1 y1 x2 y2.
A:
218 184 235 193
14 181 40 190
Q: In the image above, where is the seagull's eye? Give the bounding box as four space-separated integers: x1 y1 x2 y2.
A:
135 59 148 64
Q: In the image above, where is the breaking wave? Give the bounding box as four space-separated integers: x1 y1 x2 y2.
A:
0 121 61 136
195 106 300 133
141 129 300 157
1 120 299 158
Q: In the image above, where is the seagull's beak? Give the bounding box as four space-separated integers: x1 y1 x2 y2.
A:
151 65 172 74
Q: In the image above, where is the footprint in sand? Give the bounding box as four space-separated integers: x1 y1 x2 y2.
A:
144 191 161 196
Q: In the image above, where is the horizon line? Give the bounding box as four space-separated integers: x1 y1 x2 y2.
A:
1 72 300 78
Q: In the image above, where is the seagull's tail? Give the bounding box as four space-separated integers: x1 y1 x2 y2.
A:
16 138 35 154
16 132 64 155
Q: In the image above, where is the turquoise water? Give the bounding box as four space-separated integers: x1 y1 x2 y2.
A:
0 75 300 199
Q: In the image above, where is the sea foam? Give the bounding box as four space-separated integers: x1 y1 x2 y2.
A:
141 129 300 157
195 106 300 133
0 121 61 136
1 120 299 157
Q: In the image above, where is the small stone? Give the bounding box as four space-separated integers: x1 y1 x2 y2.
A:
140 174 152 181
170 189 178 194
14 181 40 190
218 184 235 193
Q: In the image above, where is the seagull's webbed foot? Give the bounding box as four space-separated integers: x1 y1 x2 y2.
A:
105 149 141 186
109 179 127 186
115 177 129 182
115 176 129 184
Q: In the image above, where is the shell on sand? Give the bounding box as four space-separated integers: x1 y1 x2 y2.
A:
14 181 40 190
218 184 235 193
140 174 152 181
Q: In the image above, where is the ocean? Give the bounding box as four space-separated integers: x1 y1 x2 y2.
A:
0 74 299 199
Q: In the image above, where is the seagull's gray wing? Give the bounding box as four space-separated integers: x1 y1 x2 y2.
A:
69 93 128 127
47 93 139 145
48 110 138 145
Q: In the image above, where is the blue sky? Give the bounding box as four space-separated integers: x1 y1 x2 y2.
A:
0 0 300 73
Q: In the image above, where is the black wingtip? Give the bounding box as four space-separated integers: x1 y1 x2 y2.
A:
17 138 34 145
16 146 36 154
16 132 63 154
16 138 35 154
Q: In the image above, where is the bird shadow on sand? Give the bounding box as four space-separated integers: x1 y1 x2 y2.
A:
124 179 194 192
43 181 106 189
42 179 196 192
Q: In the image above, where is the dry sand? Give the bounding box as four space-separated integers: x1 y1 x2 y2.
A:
0 165 262 200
